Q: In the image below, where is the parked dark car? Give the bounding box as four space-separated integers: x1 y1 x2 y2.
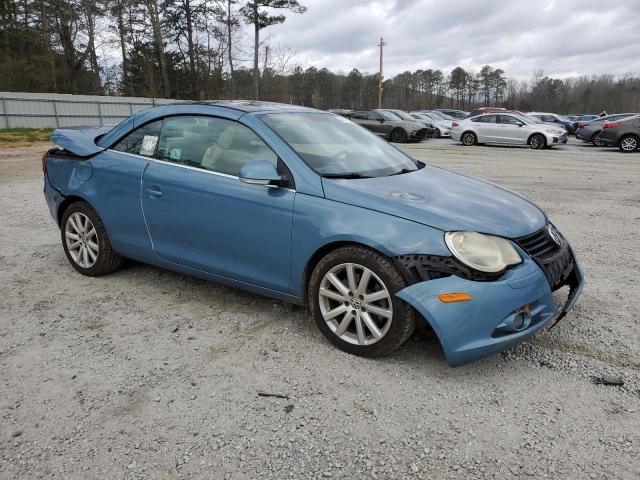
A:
347 110 427 142
575 113 639 146
572 114 598 131
597 115 640 152
435 109 468 120
380 109 437 137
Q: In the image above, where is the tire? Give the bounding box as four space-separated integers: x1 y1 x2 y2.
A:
461 131 477 146
591 132 604 147
308 246 415 357
619 134 639 153
60 201 125 276
435 128 442 138
529 133 546 150
390 128 408 143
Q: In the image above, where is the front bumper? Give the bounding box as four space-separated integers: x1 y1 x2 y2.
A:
546 131 567 144
396 255 584 366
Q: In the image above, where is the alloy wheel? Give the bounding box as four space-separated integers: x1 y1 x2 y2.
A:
65 212 99 268
621 136 638 152
318 263 393 346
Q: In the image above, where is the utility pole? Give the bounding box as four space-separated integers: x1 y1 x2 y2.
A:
377 37 386 108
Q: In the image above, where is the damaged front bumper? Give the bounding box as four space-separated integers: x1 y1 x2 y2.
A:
396 255 584 366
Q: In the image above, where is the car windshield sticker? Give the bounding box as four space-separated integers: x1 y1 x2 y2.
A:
140 135 158 156
169 148 181 160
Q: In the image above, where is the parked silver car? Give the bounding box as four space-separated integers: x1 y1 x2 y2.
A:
410 112 452 137
575 113 639 146
450 112 567 149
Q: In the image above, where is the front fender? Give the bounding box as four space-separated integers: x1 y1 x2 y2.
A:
290 194 449 298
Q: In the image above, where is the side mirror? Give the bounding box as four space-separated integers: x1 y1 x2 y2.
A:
516 121 525 127
239 160 282 186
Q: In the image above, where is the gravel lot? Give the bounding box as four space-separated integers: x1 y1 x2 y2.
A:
1 138 639 479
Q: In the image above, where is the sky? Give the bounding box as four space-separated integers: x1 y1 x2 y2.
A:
259 0 640 80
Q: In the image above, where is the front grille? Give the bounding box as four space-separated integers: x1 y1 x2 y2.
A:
515 225 574 290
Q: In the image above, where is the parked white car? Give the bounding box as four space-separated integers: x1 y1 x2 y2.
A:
410 112 452 137
450 112 567 149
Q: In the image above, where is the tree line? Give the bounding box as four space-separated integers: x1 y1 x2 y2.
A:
1 0 639 114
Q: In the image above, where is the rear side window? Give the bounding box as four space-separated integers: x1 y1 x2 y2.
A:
157 115 278 177
112 120 163 156
472 115 497 123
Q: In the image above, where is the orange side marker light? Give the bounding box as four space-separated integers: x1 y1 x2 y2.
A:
438 293 472 303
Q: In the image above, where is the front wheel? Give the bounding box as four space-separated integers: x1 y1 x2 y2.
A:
461 131 477 146
390 128 408 143
619 134 639 153
308 246 415 357
61 201 124 276
529 133 546 150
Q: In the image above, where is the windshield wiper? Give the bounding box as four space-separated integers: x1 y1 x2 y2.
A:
321 172 373 179
388 168 417 176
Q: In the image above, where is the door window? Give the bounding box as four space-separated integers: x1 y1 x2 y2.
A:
499 115 521 125
472 115 498 123
112 120 163 156
157 116 278 177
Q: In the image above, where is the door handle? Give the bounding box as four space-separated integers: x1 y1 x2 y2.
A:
144 186 163 198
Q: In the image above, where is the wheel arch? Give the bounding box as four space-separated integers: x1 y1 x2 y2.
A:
57 195 90 226
390 127 408 142
527 132 547 147
301 240 400 305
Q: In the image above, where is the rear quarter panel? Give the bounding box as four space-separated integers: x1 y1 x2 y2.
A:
46 150 153 260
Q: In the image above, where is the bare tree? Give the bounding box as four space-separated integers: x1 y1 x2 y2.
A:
240 0 306 100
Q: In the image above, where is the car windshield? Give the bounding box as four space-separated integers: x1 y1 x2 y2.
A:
261 112 419 178
388 110 414 121
378 110 401 121
431 111 454 120
556 115 572 122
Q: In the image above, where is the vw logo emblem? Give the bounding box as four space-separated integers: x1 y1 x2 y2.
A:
547 225 562 245
350 297 362 310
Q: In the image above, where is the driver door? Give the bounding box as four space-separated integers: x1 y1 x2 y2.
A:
140 115 295 293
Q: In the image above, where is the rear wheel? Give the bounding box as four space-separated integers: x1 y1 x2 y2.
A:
619 134 639 153
390 128 408 143
61 201 124 276
591 132 605 147
308 246 415 357
529 133 546 150
461 131 477 146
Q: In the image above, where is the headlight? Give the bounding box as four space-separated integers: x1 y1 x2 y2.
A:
445 231 522 273
545 128 560 134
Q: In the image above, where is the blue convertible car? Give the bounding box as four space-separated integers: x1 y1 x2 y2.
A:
43 101 584 365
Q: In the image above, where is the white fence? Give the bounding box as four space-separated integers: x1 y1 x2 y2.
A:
0 92 180 129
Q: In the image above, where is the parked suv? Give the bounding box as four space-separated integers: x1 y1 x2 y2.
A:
451 112 567 149
597 115 640 152
347 110 427 142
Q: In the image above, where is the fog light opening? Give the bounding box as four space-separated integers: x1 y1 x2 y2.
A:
512 312 526 331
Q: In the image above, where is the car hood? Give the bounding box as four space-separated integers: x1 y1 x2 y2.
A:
322 165 547 238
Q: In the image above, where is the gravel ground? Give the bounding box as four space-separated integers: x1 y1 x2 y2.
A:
1 138 639 480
